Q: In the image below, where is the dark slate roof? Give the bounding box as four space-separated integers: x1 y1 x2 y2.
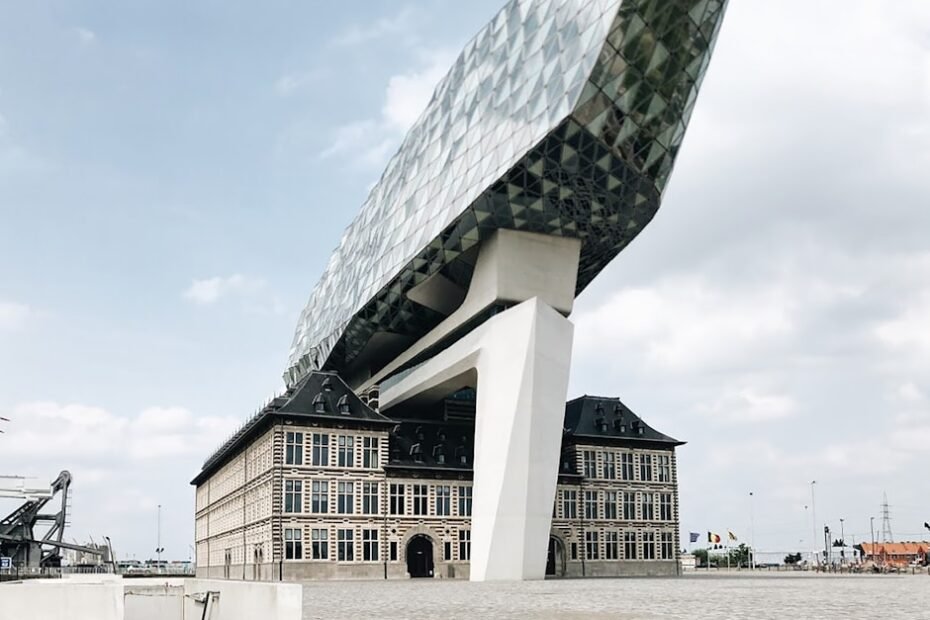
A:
563 395 683 446
191 372 392 485
385 419 474 473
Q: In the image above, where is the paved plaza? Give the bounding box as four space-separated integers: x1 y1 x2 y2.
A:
302 573 930 619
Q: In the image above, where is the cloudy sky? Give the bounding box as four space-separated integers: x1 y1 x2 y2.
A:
1 0 928 562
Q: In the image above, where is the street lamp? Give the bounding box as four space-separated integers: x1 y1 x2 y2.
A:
839 518 845 567
870 516 876 566
810 481 818 567
749 491 755 570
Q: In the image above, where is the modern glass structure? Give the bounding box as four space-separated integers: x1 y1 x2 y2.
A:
287 0 728 388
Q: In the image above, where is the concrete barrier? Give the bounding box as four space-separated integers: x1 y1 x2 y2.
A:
0 576 302 620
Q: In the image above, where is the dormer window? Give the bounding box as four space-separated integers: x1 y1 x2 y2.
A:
613 404 623 416
311 393 326 413
595 403 605 416
595 417 608 432
455 445 468 465
410 443 424 463
415 426 425 441
321 376 334 392
336 394 351 415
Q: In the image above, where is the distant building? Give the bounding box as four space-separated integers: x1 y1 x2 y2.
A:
191 372 683 580
860 542 928 567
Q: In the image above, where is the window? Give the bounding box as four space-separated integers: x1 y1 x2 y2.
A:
641 493 654 521
602 452 616 479
362 529 379 562
363 437 379 469
604 491 618 520
639 454 652 482
661 532 674 560
657 455 671 482
311 433 329 466
389 483 405 515
284 528 302 560
621 453 634 480
389 541 398 561
643 532 656 560
337 435 355 467
337 481 355 514
311 480 329 513
285 432 303 466
582 450 597 478
337 529 354 562
444 541 452 561
362 482 379 514
284 480 302 513
562 489 577 519
311 529 328 560
605 531 619 560
624 532 637 559
458 530 471 561
584 490 598 520
458 486 472 517
570 542 578 560
436 485 451 516
412 484 428 516
659 493 673 521
585 531 599 560
622 492 636 520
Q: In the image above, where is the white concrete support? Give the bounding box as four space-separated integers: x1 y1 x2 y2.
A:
381 297 574 580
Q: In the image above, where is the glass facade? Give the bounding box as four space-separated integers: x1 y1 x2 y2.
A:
285 0 728 386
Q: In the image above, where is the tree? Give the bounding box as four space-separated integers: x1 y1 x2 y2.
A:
694 548 709 567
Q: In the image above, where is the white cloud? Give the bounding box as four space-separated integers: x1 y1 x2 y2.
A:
74 27 96 46
274 69 324 97
331 7 415 47
319 50 455 168
0 301 30 331
699 388 798 424
183 274 265 305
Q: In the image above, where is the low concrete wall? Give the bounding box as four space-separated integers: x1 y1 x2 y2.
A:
0 579 124 620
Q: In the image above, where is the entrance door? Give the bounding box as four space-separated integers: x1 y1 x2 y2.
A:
406 535 434 578
546 536 563 577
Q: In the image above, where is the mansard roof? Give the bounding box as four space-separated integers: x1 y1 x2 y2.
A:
563 395 683 447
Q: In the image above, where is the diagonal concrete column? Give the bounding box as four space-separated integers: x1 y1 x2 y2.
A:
380 298 573 580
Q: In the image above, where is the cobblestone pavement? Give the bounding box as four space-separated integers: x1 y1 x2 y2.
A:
302 573 930 619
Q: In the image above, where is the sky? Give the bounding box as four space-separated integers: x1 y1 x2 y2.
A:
1 0 929 562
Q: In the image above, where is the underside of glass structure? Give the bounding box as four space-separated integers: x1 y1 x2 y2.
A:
287 0 728 388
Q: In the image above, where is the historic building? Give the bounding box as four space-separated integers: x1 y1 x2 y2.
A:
192 372 683 580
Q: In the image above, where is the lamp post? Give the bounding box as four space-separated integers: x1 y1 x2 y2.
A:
810 481 818 567
839 518 845 567
870 517 876 566
749 491 755 570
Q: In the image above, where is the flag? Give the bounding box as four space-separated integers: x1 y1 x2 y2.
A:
728 531 738 542
708 532 721 544
689 532 700 543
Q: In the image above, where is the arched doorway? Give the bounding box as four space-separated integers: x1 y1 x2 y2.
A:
546 536 565 577
406 535 434 578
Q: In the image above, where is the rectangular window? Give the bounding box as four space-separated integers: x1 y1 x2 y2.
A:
444 541 452 561
337 529 354 562
285 432 303 466
622 492 636 520
570 542 578 560
389 483 405 515
412 484 428 516
659 493 673 521
362 482 379 514
641 492 655 521
657 455 671 482
624 532 637 559
284 528 303 560
584 490 598 520
661 532 674 560
458 486 472 517
458 530 471 561
643 532 656 560
605 531 619 560
337 435 355 467
639 454 653 482
311 433 329 466
284 479 302 513
585 531 599 560
436 485 451 516
311 528 329 560
562 489 577 519
337 481 355 514
362 436 379 469
602 452 616 479
362 529 379 562
604 491 618 520
582 450 597 478
311 480 329 513
389 541 398 562
621 453 634 481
